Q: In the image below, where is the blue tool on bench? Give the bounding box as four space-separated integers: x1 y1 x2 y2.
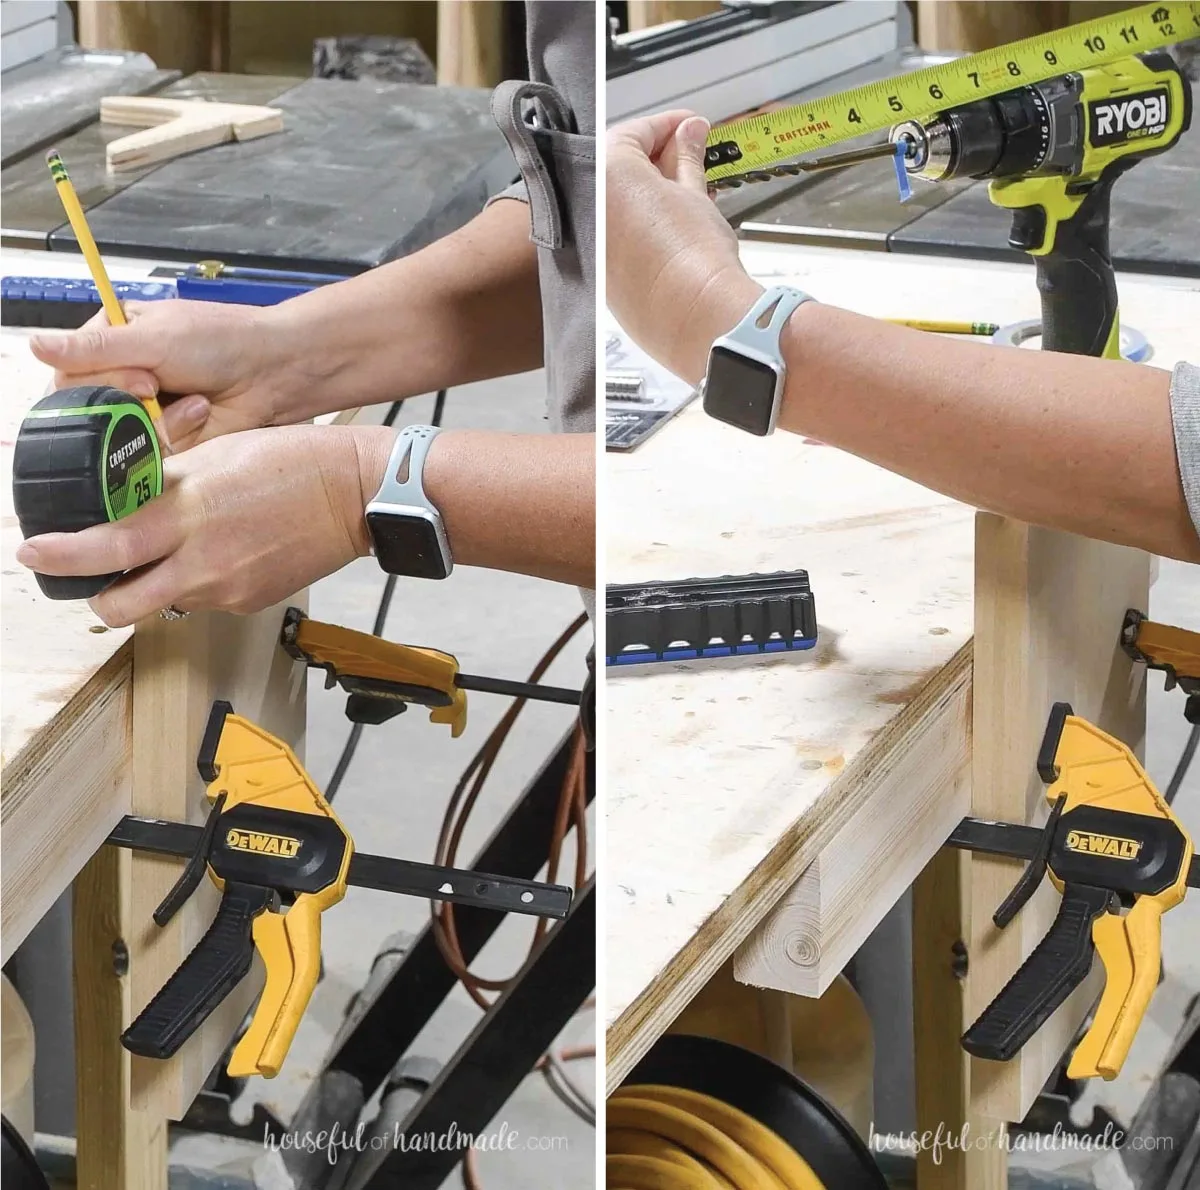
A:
1 276 174 328
606 571 818 666
2 261 352 329
157 260 352 306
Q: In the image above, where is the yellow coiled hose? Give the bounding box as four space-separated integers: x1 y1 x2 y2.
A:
607 1085 827 1189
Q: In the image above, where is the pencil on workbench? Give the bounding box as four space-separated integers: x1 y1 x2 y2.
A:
45 149 170 446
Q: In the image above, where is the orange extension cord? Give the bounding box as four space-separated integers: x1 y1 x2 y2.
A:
426 614 595 1190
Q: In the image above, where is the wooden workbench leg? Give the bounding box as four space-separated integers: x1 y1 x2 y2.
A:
74 845 168 1190
912 846 1008 1190
969 515 1147 1122
128 607 305 1118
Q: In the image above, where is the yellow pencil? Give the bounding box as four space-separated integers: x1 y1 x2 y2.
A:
45 149 170 442
887 318 999 336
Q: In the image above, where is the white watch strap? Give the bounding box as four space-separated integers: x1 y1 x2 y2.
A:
723 286 813 354
372 424 441 508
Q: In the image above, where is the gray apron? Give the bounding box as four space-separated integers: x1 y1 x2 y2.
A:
489 3 596 435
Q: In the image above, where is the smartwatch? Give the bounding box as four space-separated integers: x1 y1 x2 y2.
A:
364 425 453 580
701 285 814 436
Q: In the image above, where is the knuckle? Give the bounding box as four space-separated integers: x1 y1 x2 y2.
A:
112 522 153 571
79 327 110 356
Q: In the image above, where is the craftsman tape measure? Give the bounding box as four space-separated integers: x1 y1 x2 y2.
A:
12 386 163 600
705 1 1200 183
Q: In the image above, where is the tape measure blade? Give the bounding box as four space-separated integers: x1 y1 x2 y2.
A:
705 1 1200 181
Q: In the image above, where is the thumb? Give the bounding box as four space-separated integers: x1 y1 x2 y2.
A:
30 314 161 376
671 116 711 193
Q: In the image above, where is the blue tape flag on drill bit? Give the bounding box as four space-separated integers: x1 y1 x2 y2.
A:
893 142 913 203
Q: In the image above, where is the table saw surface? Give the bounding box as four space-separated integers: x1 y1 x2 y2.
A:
2 70 515 272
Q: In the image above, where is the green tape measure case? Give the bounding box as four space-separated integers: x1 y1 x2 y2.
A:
13 385 163 600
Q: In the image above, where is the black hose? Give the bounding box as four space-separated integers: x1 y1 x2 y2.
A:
324 391 446 802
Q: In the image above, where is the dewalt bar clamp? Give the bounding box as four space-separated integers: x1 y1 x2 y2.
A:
113 701 571 1078
949 704 1197 1081
280 607 581 737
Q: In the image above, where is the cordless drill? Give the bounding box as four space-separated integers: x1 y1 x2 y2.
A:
892 52 1192 358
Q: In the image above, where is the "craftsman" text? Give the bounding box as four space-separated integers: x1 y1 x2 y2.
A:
109 432 147 468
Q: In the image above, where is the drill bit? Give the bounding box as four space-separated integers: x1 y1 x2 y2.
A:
709 138 912 191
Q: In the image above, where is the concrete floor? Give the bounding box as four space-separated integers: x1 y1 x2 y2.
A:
200 368 596 1188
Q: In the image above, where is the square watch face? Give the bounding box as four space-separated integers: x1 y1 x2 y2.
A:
702 345 780 436
366 510 450 580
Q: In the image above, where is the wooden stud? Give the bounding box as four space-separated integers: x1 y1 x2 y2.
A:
74 845 167 1190
436 1 505 89
915 1 1135 52
78 1 230 74
734 660 971 998
626 1 724 32
126 605 305 1118
968 515 1147 1123
913 847 1008 1190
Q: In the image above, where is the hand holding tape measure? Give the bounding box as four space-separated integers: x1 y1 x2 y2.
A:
14 153 171 600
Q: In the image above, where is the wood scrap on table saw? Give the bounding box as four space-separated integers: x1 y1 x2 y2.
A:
100 94 283 171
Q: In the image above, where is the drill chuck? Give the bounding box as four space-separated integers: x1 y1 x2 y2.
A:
893 75 1082 183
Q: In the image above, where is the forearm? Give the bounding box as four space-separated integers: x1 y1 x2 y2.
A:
348 426 595 587
266 200 543 420
683 274 1200 562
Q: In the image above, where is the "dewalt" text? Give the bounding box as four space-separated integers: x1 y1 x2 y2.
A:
1064 830 1142 861
225 829 302 858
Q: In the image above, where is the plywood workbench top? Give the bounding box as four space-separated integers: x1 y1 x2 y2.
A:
1 327 134 765
605 241 1200 1088
1 252 176 961
1 312 137 962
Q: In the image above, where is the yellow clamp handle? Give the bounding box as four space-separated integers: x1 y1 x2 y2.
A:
285 609 467 737
1047 716 1192 1080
